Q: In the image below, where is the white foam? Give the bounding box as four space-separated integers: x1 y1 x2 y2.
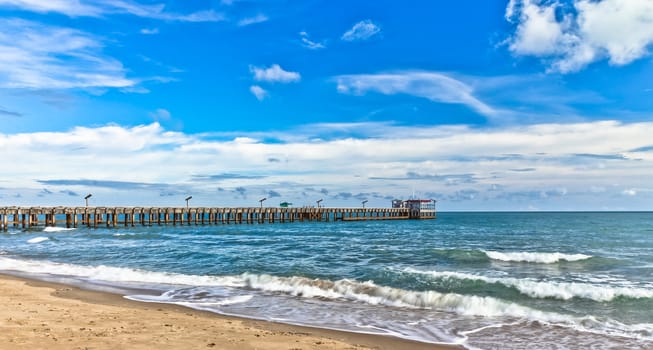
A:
128 294 254 307
402 267 653 302
483 250 592 264
0 256 650 341
43 227 75 232
231 273 653 340
27 237 49 244
0 256 242 287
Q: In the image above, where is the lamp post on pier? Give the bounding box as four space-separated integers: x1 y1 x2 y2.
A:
259 197 267 208
362 200 368 208
185 196 192 208
316 199 323 208
84 194 92 207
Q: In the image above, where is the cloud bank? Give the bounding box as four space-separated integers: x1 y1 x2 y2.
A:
1 121 652 210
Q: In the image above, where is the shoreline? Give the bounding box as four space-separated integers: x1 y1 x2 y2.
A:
0 273 461 349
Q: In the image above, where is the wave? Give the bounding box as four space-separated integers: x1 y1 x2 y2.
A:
0 256 650 341
43 227 75 232
431 248 488 263
0 256 243 287
27 237 50 244
402 268 653 302
129 291 254 307
483 251 592 264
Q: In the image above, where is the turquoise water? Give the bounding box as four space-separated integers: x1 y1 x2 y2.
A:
1 212 652 349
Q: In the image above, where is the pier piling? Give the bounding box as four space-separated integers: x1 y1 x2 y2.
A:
0 205 434 231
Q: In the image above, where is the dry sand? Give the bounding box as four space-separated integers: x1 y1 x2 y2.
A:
0 274 460 350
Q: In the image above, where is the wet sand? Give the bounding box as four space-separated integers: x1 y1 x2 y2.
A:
0 274 461 349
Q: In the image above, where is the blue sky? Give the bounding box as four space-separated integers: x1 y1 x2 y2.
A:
1 0 652 210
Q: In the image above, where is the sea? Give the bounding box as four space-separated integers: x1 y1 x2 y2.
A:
0 212 652 350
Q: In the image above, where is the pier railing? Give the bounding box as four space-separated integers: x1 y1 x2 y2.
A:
0 206 423 230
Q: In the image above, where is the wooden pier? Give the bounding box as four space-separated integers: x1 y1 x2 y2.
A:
0 206 431 231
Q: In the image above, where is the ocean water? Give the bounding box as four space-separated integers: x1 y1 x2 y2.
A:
1 212 652 349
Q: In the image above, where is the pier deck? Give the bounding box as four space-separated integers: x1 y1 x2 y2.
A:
0 206 430 231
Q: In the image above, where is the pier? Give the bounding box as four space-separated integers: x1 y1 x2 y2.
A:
0 205 434 231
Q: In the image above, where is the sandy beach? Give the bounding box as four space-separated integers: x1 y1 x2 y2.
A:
0 274 458 350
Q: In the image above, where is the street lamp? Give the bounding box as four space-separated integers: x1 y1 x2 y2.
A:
185 196 192 208
259 197 267 208
362 200 368 208
84 194 92 207
316 199 323 208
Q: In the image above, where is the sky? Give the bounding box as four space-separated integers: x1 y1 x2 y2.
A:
0 0 652 211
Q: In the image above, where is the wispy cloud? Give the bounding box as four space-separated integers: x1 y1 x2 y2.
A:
0 106 22 117
193 174 267 181
250 64 300 83
0 0 225 22
249 85 268 100
300 31 325 49
505 0 653 73
370 172 478 186
509 168 536 172
238 14 268 26
140 27 159 35
59 190 79 197
341 19 381 41
0 0 102 17
149 108 171 122
0 19 135 89
37 179 177 191
573 153 627 160
630 145 653 152
335 71 496 117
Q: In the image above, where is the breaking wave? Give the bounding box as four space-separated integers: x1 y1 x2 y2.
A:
43 227 76 232
402 267 653 302
0 256 650 342
483 251 592 264
27 236 49 244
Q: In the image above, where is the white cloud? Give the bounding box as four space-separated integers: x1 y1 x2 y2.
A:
0 0 101 16
0 0 224 22
506 0 653 73
300 31 325 49
149 108 171 121
622 188 637 196
140 27 159 35
335 71 496 117
250 64 300 83
341 19 381 41
0 19 135 89
238 14 268 26
249 85 268 101
1 120 652 209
